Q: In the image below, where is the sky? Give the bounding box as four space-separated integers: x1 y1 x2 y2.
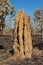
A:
6 0 43 28
10 0 43 17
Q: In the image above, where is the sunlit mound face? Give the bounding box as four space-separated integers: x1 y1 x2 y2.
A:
13 10 32 59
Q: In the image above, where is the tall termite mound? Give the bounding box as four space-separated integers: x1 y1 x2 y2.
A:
13 10 32 59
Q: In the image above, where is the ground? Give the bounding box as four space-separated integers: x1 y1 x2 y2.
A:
0 35 43 65
0 49 43 65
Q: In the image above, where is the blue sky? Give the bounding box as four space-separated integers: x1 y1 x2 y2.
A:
5 0 43 28
10 0 43 17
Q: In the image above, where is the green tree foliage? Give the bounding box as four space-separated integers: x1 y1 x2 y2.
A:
34 8 43 20
0 0 15 30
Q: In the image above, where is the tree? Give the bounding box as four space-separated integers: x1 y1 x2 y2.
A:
0 0 15 31
33 7 43 34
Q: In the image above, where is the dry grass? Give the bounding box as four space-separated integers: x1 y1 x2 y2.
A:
32 47 43 58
